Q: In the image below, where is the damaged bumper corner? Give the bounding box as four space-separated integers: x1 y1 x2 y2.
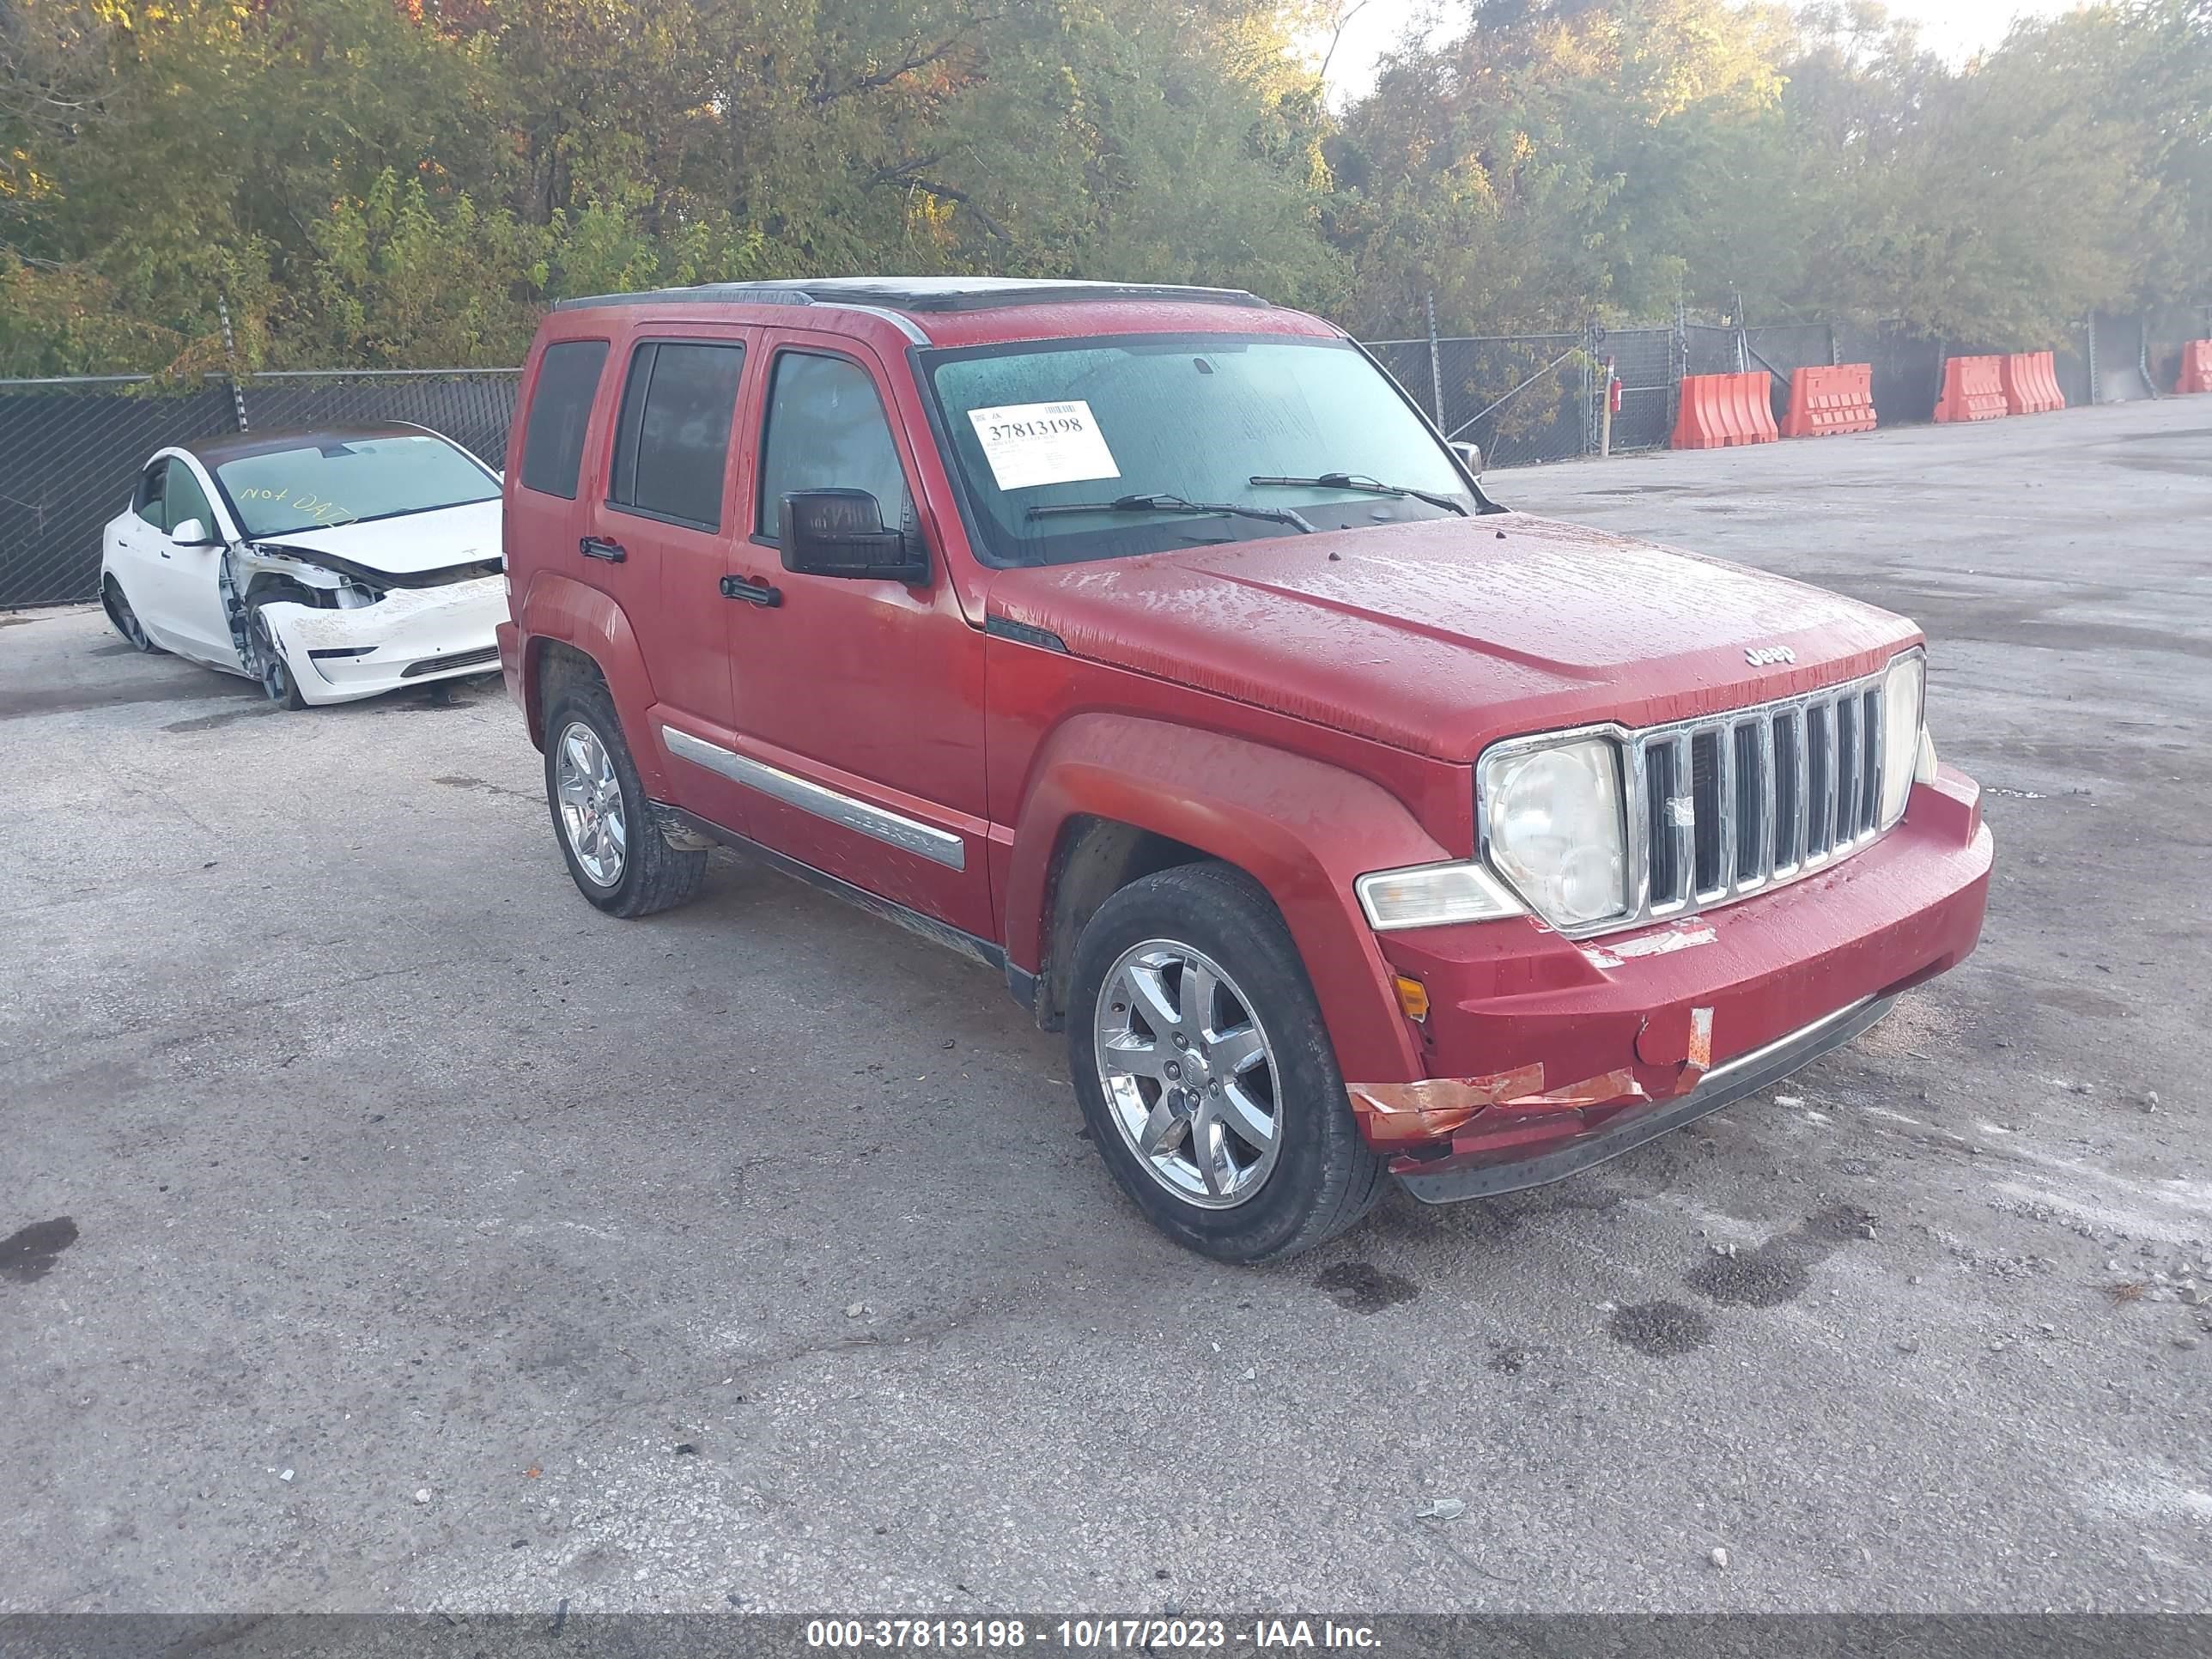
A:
1346 778 1990 1202
1374 994 1893 1203
259 577 508 706
1348 1064 1641 1154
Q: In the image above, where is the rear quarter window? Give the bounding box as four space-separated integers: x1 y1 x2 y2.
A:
520 339 610 499
608 341 745 530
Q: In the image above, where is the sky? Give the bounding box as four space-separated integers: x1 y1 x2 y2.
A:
1319 1 2081 102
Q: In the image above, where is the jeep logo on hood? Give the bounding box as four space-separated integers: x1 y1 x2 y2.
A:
1746 645 1797 665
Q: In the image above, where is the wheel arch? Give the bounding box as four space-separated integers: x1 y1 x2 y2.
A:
1006 714 1445 1083
99 569 133 628
515 574 662 788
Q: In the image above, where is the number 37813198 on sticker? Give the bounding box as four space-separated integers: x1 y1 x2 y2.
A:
965 398 1121 491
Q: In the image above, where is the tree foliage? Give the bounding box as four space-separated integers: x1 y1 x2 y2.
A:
1 0 2205 374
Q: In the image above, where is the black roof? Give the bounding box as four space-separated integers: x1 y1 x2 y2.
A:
554 276 1270 315
181 423 428 465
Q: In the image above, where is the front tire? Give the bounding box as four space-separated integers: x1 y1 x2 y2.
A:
248 603 308 710
1068 862 1386 1263
543 679 707 917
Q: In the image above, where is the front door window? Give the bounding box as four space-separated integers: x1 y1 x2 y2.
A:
755 352 914 543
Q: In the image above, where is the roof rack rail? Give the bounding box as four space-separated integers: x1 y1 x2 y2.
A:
555 283 817 312
555 278 1269 315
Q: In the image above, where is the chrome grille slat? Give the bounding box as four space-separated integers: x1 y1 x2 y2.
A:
1713 724 1736 901
1576 666 1900 940
1810 698 1835 863
1831 690 1849 845
1861 687 1882 838
1794 707 1811 868
1658 732 1693 912
1753 714 1777 891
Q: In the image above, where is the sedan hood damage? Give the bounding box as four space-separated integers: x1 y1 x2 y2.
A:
217 497 507 682
240 497 503 579
983 512 1918 763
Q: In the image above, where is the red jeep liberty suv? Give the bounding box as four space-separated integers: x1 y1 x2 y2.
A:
498 277 1992 1262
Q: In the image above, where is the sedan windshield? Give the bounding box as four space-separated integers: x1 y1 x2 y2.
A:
925 335 1475 566
216 434 499 538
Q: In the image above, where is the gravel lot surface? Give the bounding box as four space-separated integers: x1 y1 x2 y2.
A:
3 398 2208 1614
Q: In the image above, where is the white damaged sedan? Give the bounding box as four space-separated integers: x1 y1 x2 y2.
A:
99 423 507 708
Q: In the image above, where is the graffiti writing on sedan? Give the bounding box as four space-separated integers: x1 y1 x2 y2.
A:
236 485 353 526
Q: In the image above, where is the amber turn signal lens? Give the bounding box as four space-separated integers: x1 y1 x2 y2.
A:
1393 975 1431 1021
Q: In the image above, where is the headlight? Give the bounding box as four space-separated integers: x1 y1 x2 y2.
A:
1356 861 1523 931
1480 735 1629 929
1879 651 1926 827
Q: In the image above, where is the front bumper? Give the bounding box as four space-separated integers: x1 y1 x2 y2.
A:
1351 766 1992 1196
1396 994 1894 1201
262 577 507 706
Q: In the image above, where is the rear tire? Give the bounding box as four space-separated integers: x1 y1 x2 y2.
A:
543 678 707 917
1068 861 1386 1263
102 577 160 653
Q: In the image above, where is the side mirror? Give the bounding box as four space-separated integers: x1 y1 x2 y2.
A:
1450 441 1483 477
781 489 927 584
169 517 216 547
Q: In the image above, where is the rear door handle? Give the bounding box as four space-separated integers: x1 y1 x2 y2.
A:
720 575 782 608
579 535 626 562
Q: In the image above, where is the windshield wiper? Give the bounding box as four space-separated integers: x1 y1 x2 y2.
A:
1027 493 1315 534
1249 472 1468 517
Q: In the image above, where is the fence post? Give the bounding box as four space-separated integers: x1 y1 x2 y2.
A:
1425 293 1445 428
2085 313 2098 406
1578 314 1595 455
217 295 249 433
1600 355 1616 459
1828 324 1840 368
1671 302 1688 441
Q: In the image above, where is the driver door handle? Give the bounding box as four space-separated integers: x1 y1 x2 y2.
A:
579 535 626 562
720 575 782 608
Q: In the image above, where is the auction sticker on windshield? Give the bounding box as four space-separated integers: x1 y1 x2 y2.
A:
967 400 1121 491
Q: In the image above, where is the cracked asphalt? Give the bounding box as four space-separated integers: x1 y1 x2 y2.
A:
3 398 2208 1614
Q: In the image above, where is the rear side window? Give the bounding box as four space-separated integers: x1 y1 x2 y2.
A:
756 352 910 541
134 462 168 529
609 341 745 530
520 339 610 499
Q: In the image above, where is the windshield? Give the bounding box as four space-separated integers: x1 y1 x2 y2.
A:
925 335 1474 566
216 434 499 538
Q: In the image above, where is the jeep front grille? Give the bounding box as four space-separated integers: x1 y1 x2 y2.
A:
1630 670 1889 929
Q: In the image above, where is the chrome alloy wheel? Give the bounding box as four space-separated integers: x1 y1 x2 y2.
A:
1093 939 1283 1208
554 719 627 888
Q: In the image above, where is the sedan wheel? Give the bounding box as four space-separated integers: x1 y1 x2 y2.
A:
553 718 628 889
103 578 156 653
1093 939 1283 1208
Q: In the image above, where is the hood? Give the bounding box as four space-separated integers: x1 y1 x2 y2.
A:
984 512 1918 763
244 498 501 577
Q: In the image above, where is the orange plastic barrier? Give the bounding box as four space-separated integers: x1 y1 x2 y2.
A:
1671 370 1780 449
1935 356 2008 422
2178 340 2212 395
2000 350 2065 415
1781 363 1877 438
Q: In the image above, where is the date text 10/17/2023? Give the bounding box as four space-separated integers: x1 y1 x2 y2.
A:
805 1618 1383 1650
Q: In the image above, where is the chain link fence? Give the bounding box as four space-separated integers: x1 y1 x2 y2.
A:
0 379 240 610
0 370 519 609
7 304 2209 610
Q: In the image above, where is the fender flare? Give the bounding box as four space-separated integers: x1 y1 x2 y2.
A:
1006 713 1449 1084
516 573 665 793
